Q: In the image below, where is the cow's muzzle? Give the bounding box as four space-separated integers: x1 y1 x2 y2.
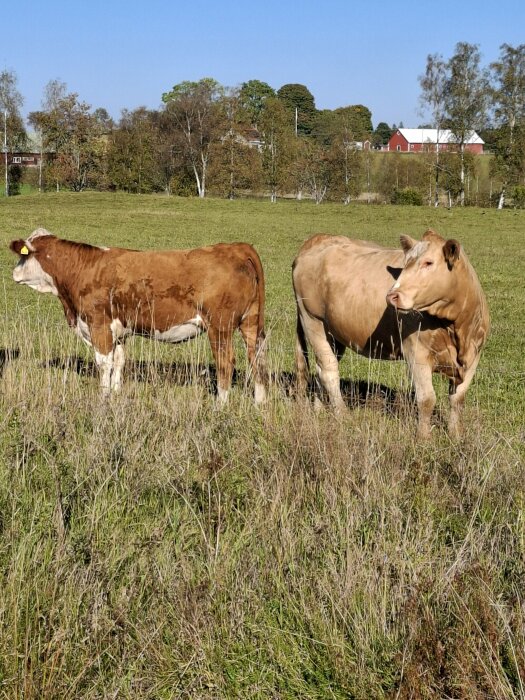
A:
386 290 400 307
386 290 412 313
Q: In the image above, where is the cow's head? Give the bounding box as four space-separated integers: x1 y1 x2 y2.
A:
386 229 461 313
9 229 58 295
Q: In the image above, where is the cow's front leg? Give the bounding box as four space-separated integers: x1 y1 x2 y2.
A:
91 325 125 396
208 327 235 404
407 359 435 439
448 355 480 439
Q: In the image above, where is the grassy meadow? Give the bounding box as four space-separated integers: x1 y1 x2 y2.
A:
0 192 524 698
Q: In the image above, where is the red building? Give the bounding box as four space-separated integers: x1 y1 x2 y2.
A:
7 133 43 168
8 152 41 167
387 128 484 155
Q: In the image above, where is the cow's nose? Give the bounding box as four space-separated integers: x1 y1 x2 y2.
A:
386 291 399 307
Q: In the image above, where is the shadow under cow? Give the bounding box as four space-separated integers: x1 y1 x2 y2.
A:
0 348 20 377
44 355 415 419
44 355 241 396
298 375 416 419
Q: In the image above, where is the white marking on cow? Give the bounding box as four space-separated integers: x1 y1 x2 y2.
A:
110 318 131 342
75 317 92 346
254 381 266 404
95 345 125 396
405 240 429 262
392 280 400 289
217 386 229 403
154 315 204 344
27 228 53 242
12 256 58 295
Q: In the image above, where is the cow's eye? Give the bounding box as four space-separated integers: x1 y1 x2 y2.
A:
422 260 433 268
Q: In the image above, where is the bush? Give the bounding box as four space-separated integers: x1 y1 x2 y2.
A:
391 187 423 206
510 185 525 209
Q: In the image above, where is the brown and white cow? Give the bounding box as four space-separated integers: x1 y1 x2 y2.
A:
293 229 489 438
10 228 267 402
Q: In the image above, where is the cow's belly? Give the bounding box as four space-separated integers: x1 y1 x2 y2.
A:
341 333 402 361
73 315 204 346
325 310 403 361
153 315 204 344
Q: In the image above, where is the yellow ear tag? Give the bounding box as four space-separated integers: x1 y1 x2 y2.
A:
20 245 29 255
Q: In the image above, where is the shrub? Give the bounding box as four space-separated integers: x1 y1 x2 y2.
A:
510 185 525 209
391 187 423 206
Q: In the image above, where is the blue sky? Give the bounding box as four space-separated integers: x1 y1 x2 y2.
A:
5 0 525 128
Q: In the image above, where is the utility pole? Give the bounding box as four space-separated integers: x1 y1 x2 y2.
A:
3 109 8 197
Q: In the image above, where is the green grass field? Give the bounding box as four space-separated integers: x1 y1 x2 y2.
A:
0 193 524 698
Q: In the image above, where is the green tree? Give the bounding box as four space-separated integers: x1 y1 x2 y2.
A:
313 105 373 148
239 80 275 128
108 108 164 193
162 78 224 198
490 43 525 208
419 53 447 206
154 108 193 195
0 69 26 195
259 97 295 202
301 141 332 203
276 83 316 136
93 107 114 133
444 42 489 206
312 109 336 145
327 138 363 203
373 122 392 147
331 110 365 202
208 88 263 199
28 85 103 192
333 105 372 140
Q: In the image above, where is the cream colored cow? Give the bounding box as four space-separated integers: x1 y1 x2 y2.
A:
293 230 489 438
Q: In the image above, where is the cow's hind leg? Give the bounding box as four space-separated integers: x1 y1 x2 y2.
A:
299 313 345 413
208 326 235 404
239 314 267 404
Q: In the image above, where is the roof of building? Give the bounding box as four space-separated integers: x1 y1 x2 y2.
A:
397 128 484 145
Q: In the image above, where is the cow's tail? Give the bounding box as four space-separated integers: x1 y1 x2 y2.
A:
295 303 310 397
246 248 268 395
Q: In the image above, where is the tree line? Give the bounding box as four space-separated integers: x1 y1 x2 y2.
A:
1 41 524 207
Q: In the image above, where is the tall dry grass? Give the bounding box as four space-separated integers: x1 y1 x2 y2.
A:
0 194 524 697
0 304 524 699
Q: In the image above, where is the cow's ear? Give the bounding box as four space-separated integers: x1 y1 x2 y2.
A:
443 239 461 268
10 240 32 256
400 235 417 252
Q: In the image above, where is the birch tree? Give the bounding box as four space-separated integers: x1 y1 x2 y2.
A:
0 70 26 195
259 97 294 202
208 88 263 199
444 43 489 206
419 54 447 206
162 78 224 198
490 43 525 208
